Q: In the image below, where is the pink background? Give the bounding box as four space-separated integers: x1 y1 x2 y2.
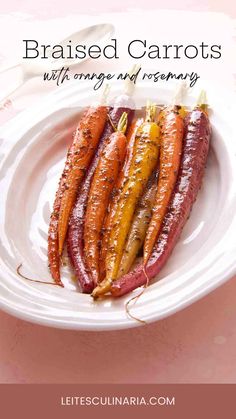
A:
1 0 236 17
0 0 236 384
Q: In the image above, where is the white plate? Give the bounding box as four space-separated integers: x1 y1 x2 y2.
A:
0 80 236 330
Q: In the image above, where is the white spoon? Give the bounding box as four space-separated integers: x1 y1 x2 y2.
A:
0 23 114 100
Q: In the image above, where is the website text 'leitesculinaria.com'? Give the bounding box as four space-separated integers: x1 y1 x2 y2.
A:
61 395 175 407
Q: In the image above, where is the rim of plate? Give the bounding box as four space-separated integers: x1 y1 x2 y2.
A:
0 78 236 331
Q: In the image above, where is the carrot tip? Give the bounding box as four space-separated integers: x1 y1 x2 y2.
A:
124 265 150 324
124 64 141 96
125 296 147 325
100 84 110 105
117 112 128 134
145 101 156 122
197 90 208 110
172 81 187 106
91 278 113 299
17 263 64 287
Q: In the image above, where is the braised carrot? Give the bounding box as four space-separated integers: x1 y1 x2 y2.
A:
99 117 144 281
92 104 160 298
111 100 211 297
67 96 135 293
117 170 158 278
57 106 107 256
48 109 89 285
143 105 184 264
83 113 128 285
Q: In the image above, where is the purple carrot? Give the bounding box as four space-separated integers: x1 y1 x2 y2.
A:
111 105 211 297
67 94 135 293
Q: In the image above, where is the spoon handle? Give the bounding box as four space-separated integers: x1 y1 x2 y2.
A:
0 62 21 74
0 80 25 105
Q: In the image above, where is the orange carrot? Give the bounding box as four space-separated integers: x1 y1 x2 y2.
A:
143 105 184 264
48 112 87 285
99 117 144 281
92 104 160 299
57 106 107 256
83 113 128 285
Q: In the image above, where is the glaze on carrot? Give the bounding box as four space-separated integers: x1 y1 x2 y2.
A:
143 105 184 264
48 109 89 285
117 170 158 278
83 113 128 285
111 104 211 297
99 117 144 281
67 95 135 292
57 106 107 256
92 104 160 298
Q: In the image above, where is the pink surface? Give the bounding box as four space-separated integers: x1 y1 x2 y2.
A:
1 0 236 16
1 277 236 383
0 0 236 384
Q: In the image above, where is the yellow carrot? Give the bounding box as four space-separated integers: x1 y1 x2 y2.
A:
92 103 160 298
99 117 144 281
117 171 158 277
